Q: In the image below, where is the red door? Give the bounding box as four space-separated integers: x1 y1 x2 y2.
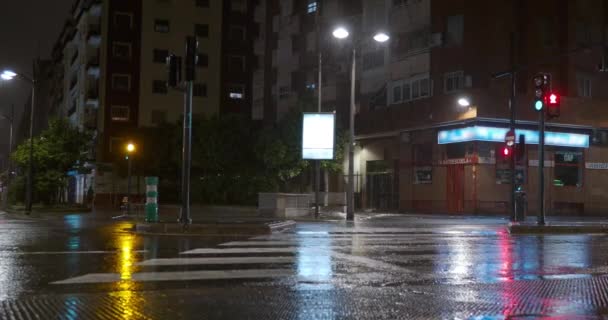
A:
447 165 465 213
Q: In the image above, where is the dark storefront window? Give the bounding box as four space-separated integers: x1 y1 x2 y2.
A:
554 150 583 187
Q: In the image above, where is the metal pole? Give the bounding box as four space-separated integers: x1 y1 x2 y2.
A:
346 47 356 221
25 82 35 214
315 50 322 218
180 80 193 226
538 110 546 225
127 154 132 215
509 32 517 222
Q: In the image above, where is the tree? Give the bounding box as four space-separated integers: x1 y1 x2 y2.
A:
11 119 92 204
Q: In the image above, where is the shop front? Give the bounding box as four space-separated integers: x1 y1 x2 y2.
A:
356 121 604 216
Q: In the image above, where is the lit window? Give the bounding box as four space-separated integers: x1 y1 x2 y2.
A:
111 106 130 121
307 1 317 13
229 84 245 99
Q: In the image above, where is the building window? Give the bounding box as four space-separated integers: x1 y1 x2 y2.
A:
229 55 245 72
229 84 245 99
153 49 169 63
446 15 464 46
195 0 209 7
112 42 131 60
194 24 209 38
114 12 133 30
577 75 591 97
197 53 208 67
393 0 408 7
444 71 464 93
152 80 168 94
231 0 247 12
151 110 167 125
154 19 170 33
193 83 207 97
279 86 290 99
112 74 131 91
392 82 402 103
230 25 246 41
390 75 431 104
111 105 130 121
307 0 317 13
554 150 583 187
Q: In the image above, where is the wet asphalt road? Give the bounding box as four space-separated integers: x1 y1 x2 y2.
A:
1 211 608 319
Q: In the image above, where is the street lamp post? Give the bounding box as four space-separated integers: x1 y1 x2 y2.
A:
332 27 389 221
1 70 36 214
126 143 135 215
0 105 14 208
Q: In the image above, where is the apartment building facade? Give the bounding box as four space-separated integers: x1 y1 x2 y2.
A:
355 0 608 216
51 0 255 205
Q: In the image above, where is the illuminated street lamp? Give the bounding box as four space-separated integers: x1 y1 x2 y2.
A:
332 26 390 221
458 98 471 107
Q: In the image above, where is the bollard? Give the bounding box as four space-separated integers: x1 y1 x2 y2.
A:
145 177 159 222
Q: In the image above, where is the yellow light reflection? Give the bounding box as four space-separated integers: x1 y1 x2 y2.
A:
116 233 136 319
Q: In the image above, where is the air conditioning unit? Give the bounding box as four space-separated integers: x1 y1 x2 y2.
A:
430 33 443 47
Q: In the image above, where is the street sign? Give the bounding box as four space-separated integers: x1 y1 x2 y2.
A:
505 129 516 147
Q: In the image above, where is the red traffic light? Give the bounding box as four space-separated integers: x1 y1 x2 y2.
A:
548 93 558 105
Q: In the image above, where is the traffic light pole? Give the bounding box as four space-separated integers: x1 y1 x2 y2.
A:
508 32 517 221
509 71 517 221
180 80 193 227
537 109 546 226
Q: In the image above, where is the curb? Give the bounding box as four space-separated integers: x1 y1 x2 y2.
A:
134 220 296 236
508 223 608 234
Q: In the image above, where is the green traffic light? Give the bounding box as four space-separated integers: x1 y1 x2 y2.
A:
534 100 543 111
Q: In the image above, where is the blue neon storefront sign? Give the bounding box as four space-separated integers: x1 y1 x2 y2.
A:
437 126 589 148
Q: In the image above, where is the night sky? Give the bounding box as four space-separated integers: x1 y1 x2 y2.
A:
0 0 73 157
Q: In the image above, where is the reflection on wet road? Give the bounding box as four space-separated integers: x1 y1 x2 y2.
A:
1 212 608 318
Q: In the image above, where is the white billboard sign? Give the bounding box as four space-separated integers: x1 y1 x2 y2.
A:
302 113 335 160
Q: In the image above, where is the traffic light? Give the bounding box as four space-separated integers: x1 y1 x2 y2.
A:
533 74 550 111
502 145 512 158
185 36 198 81
545 92 560 119
166 54 182 88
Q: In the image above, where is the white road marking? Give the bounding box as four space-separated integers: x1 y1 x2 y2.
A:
4 250 147 255
220 238 494 247
52 269 295 284
137 256 295 266
330 252 412 274
180 247 306 255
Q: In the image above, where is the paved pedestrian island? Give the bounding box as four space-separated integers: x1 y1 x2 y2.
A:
3 213 608 318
